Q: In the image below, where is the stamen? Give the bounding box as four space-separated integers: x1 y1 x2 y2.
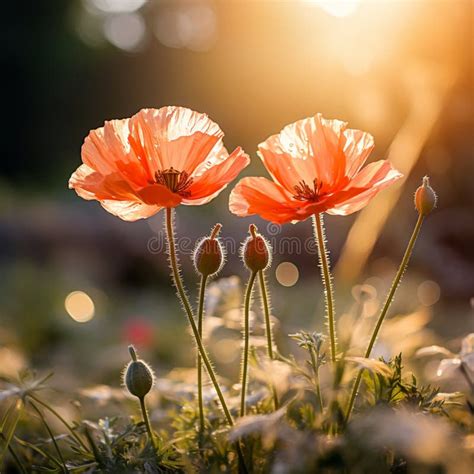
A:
155 167 193 197
293 178 322 202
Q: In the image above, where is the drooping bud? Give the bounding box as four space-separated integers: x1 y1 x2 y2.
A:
193 223 225 277
414 176 437 216
124 345 154 399
242 224 271 272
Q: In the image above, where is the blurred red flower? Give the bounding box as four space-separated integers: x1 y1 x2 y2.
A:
229 114 402 224
69 107 249 221
123 318 155 349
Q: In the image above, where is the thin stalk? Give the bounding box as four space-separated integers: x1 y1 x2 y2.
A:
164 208 233 425
0 399 23 462
7 444 27 474
29 401 68 473
139 397 157 451
164 208 247 473
197 274 208 435
312 213 337 363
258 271 274 359
28 395 88 452
309 347 324 412
345 214 425 424
258 270 279 410
240 271 257 417
14 435 64 470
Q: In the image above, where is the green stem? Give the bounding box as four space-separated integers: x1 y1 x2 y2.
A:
14 435 64 470
309 347 324 412
7 444 27 474
313 213 337 363
28 395 88 452
240 271 257 417
197 274 208 435
164 209 247 472
29 401 68 473
165 208 233 426
258 271 274 359
345 214 425 424
258 270 279 410
139 397 157 451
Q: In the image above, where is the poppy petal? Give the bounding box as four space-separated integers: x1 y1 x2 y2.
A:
308 114 348 188
229 177 304 224
69 165 161 221
82 119 151 186
184 147 250 205
100 200 162 222
258 114 348 194
73 107 248 219
343 128 375 178
69 164 138 201
326 160 403 216
129 107 224 176
137 184 183 207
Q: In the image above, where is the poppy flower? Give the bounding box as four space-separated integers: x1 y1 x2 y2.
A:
69 107 250 221
229 114 402 224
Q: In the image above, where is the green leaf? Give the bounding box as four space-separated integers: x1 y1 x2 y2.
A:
0 399 24 461
346 357 393 377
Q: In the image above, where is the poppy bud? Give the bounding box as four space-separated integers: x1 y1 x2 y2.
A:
124 345 154 399
414 176 437 216
193 224 225 277
242 224 271 272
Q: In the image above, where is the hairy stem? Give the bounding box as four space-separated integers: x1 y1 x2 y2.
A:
165 208 233 426
139 397 157 451
259 271 274 360
309 346 324 412
345 214 425 424
197 274 208 435
313 213 337 363
164 209 248 472
240 271 257 417
258 270 279 410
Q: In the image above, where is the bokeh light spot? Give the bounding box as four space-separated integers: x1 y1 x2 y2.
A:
352 283 377 303
103 13 145 51
212 338 239 364
154 3 217 52
65 291 95 323
275 262 299 287
85 0 147 14
417 280 441 307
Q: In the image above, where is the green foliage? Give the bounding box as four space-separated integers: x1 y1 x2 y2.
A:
77 418 181 473
360 354 445 413
1 352 472 473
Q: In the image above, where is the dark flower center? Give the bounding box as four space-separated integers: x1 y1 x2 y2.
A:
155 167 193 197
293 179 322 202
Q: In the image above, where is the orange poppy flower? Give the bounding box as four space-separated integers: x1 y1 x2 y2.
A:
229 114 402 224
69 107 250 221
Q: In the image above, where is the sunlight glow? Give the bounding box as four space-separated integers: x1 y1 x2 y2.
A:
306 0 361 18
65 291 95 323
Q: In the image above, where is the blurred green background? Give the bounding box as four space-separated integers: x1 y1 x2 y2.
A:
0 0 472 390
